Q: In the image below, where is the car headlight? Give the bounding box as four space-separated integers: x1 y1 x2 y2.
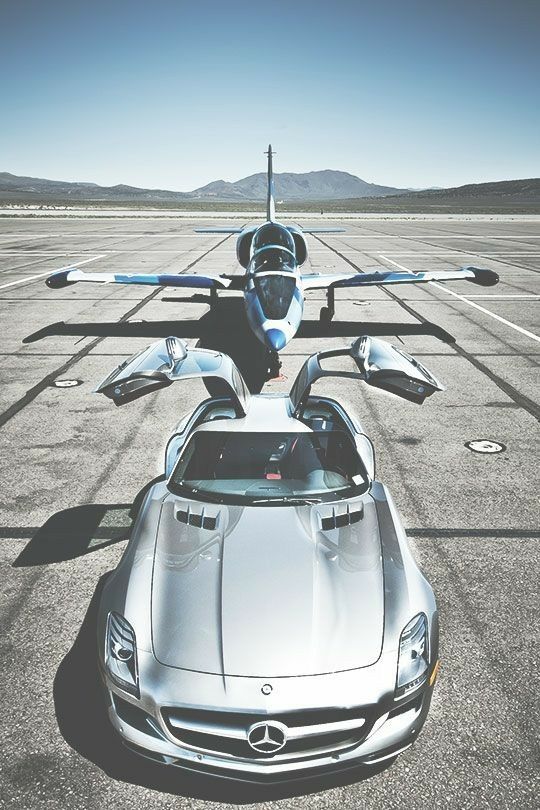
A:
396 613 429 698
105 612 139 697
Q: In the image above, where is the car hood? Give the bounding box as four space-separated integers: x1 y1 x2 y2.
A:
151 495 384 677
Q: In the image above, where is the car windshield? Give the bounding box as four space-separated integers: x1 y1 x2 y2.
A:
169 431 368 505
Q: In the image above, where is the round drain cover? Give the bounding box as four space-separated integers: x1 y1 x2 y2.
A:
53 379 82 388
465 439 506 454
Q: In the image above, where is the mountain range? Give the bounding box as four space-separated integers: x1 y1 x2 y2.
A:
0 170 538 206
190 171 406 200
0 169 406 202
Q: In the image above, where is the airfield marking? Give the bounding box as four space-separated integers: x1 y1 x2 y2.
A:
457 295 540 299
0 250 231 256
370 251 540 256
0 254 106 291
380 255 540 345
0 252 97 257
340 234 540 239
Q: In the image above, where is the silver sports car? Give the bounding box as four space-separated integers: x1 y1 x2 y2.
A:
95 336 441 781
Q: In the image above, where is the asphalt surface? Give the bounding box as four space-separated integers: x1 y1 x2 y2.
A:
0 215 538 809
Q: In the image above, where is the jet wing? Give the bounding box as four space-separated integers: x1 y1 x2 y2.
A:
46 269 232 290
301 266 499 290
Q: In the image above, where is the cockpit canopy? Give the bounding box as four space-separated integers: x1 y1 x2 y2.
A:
253 274 296 319
251 247 295 274
251 222 296 256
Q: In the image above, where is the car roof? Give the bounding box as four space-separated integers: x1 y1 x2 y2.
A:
192 393 314 434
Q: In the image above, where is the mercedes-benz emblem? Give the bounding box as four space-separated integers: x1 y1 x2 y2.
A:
247 721 287 754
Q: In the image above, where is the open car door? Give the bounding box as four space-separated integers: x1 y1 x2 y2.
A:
289 336 444 414
94 337 250 416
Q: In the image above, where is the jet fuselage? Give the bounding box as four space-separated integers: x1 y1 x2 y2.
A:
240 221 305 351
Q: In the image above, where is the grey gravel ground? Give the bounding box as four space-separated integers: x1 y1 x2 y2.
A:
0 215 539 809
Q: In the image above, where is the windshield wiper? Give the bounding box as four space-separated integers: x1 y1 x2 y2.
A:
171 485 225 504
249 497 322 505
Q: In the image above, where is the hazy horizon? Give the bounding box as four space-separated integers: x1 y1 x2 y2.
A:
1 0 538 191
2 166 538 195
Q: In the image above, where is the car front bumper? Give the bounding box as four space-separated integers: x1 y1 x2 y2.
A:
102 671 435 781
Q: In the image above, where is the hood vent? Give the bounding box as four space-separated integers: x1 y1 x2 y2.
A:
175 507 218 531
320 504 364 531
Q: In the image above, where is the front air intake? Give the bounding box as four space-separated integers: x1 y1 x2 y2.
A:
320 505 364 531
175 508 217 531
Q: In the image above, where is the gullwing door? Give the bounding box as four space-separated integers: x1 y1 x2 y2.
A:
289 336 444 413
94 337 250 415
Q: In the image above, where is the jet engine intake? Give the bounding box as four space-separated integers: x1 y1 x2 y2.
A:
236 228 257 268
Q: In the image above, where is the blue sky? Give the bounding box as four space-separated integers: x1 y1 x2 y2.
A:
1 0 538 190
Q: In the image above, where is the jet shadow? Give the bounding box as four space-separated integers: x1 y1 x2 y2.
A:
54 575 395 803
12 478 164 567
24 299 272 392
23 297 455 394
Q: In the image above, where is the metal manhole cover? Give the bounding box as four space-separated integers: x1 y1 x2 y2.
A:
465 439 506 454
53 379 82 388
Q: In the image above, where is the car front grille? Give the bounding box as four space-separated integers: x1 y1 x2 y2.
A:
161 705 373 762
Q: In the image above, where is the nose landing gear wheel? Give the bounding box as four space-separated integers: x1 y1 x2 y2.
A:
267 350 282 380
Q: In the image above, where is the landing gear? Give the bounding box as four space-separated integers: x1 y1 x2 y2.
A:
267 350 282 379
319 286 335 327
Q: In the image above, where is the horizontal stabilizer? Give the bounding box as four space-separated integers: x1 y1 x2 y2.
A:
300 228 346 234
194 227 244 234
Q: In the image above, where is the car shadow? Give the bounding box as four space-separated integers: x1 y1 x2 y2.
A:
54 576 395 803
12 478 164 567
23 297 455 394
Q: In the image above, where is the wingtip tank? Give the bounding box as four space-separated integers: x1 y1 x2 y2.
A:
465 267 500 287
46 270 76 289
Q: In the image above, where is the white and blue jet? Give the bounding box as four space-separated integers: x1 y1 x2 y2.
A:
46 146 499 353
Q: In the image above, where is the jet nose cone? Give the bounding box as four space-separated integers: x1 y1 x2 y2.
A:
265 328 287 352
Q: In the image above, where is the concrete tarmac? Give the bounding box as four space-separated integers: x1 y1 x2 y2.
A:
0 215 538 809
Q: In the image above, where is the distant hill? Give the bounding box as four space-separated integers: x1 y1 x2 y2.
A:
391 178 540 202
0 169 406 203
0 171 538 212
0 172 190 202
190 170 406 200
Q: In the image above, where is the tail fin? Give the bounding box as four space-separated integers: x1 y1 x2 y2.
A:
265 144 276 221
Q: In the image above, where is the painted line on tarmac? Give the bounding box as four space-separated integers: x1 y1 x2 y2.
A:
407 528 540 538
0 254 105 290
341 234 540 239
0 252 100 256
380 255 540 345
0 249 229 256
370 251 540 256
